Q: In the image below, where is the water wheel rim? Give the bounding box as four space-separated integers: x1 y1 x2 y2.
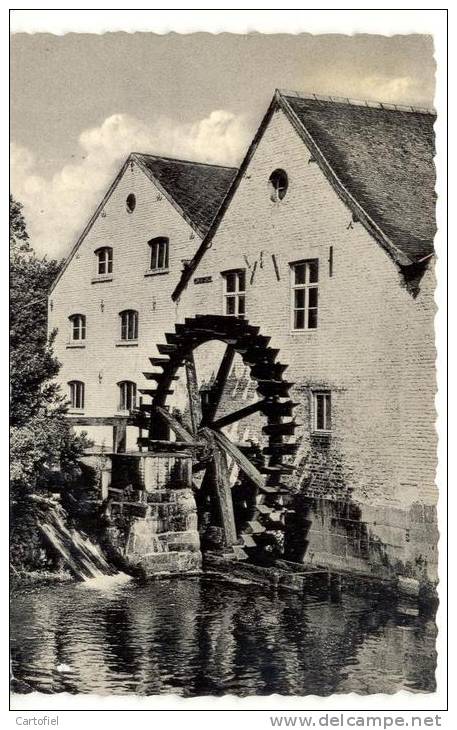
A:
137 315 298 559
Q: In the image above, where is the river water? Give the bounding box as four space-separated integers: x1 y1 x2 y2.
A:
10 575 436 697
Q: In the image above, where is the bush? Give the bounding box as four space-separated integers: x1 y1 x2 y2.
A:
10 196 91 572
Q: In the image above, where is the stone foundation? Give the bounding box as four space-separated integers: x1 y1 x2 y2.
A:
106 487 202 577
105 452 202 577
286 495 438 593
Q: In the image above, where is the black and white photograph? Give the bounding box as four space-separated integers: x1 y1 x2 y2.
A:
8 8 448 716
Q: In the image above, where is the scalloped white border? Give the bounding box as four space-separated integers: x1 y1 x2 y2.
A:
5 5 449 718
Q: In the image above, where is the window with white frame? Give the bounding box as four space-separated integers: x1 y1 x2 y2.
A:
313 391 331 432
222 270 246 317
69 314 86 341
95 247 113 276
118 381 137 411
290 259 318 330
149 237 169 271
69 380 85 410
119 309 138 341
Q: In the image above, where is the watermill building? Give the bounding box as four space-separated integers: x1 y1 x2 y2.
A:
48 89 437 591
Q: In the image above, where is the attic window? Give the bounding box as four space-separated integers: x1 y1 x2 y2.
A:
126 193 136 213
269 169 288 202
149 237 169 271
95 246 113 276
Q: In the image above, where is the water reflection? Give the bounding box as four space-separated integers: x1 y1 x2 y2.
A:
10 576 436 696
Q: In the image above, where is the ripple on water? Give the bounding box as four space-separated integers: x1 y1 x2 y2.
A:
10 576 436 697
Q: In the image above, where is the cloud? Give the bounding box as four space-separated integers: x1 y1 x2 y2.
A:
11 110 251 259
357 74 423 104
310 67 431 107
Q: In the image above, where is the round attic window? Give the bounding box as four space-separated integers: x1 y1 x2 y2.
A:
126 193 136 213
269 169 288 202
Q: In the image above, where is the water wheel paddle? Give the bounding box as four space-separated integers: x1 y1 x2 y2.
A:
133 315 299 562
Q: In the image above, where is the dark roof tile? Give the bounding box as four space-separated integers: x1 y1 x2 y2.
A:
281 92 436 261
134 154 237 236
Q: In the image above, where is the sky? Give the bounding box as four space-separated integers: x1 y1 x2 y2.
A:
10 31 435 259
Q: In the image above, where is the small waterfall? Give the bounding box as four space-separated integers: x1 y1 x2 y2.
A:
38 501 117 581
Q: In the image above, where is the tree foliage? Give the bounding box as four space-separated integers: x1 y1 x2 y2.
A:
10 195 31 256
10 196 88 501
10 258 63 426
10 195 63 426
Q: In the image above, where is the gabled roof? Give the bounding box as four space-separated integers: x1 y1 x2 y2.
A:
133 154 237 238
50 153 237 294
281 90 436 262
172 89 436 301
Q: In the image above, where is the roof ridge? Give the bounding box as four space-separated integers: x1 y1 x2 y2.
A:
132 152 237 171
276 88 436 116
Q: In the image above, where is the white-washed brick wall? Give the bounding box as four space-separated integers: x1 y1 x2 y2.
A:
49 160 200 448
176 107 437 515
49 108 437 582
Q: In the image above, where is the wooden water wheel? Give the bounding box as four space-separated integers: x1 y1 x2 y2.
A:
133 314 299 563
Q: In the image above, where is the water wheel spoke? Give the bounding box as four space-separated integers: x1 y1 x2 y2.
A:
203 344 236 424
211 445 238 546
141 314 298 562
211 399 268 430
184 353 203 434
156 406 196 444
209 428 266 490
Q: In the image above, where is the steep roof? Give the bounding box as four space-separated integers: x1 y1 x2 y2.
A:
173 90 436 301
133 154 237 237
281 91 436 262
50 153 237 294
